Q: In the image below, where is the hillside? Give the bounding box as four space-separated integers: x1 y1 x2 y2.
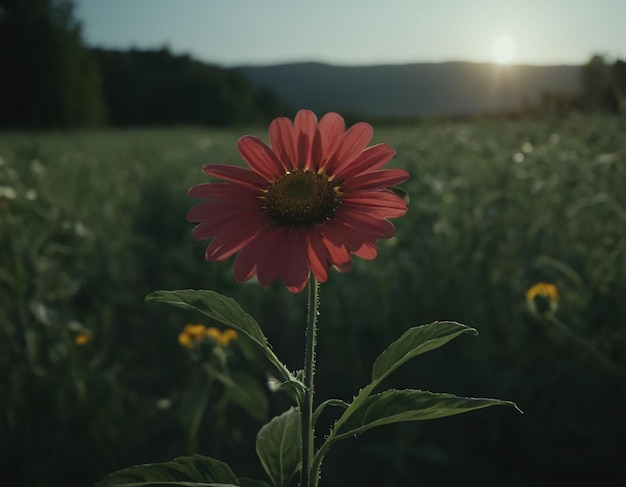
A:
90 47 289 126
236 61 582 116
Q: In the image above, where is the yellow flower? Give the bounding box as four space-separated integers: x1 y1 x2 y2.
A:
525 282 559 314
179 324 207 349
206 327 238 347
179 324 238 350
184 324 207 338
75 333 91 346
178 331 193 349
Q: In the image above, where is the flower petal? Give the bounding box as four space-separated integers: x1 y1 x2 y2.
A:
334 259 353 274
233 227 310 291
237 136 286 179
294 110 319 170
257 228 294 286
320 226 353 270
332 210 397 241
233 240 260 283
354 241 378 260
203 164 268 189
322 219 364 252
192 210 268 240
204 217 268 261
309 129 323 172
188 182 261 200
342 169 409 192
186 199 262 223
277 228 310 292
269 116 297 169
333 143 395 180
306 230 329 282
318 112 346 162
323 122 374 175
343 190 408 218
235 228 284 285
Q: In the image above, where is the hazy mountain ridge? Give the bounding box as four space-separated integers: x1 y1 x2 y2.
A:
236 61 582 116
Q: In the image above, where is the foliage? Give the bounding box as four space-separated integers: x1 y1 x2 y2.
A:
1 115 625 486
141 290 515 487
0 1 289 130
96 454 242 487
540 54 626 116
0 0 106 129
91 47 290 127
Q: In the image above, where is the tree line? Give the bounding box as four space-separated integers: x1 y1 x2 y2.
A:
538 55 626 116
0 0 288 130
0 0 105 129
90 47 288 127
1 0 624 130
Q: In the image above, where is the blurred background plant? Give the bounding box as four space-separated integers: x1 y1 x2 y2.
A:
526 282 626 384
1 114 625 486
175 324 268 455
0 129 273 486
1 1 625 486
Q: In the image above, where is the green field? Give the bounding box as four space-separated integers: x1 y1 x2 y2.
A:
1 114 625 486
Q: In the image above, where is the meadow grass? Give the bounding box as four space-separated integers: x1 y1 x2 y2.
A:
1 114 625 486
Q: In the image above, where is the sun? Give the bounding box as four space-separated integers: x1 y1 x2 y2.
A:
491 35 517 64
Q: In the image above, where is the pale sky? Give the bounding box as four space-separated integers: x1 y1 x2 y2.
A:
73 0 626 67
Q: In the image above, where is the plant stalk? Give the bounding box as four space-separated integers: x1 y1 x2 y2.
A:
546 314 626 382
301 276 320 487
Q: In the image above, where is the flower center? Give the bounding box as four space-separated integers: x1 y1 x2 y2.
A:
263 170 341 227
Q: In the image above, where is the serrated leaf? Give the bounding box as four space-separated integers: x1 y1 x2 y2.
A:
335 389 518 438
255 407 301 487
331 322 480 441
96 454 239 487
372 321 477 382
146 290 301 397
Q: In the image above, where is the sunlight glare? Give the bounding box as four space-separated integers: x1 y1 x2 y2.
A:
491 35 517 64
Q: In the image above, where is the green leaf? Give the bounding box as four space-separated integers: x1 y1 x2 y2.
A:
335 389 518 438
96 484 238 487
238 479 272 487
146 290 302 398
146 290 266 345
372 321 477 382
96 454 239 487
178 382 212 453
330 321 479 443
214 371 269 422
255 407 302 487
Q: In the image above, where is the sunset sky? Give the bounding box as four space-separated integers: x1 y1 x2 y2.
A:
74 0 626 67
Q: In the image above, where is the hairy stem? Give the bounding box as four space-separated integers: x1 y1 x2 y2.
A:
300 277 320 487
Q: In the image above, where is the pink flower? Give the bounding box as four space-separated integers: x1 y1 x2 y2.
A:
187 109 408 293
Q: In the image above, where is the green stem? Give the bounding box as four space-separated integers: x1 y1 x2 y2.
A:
188 371 214 454
301 277 320 487
546 314 626 382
